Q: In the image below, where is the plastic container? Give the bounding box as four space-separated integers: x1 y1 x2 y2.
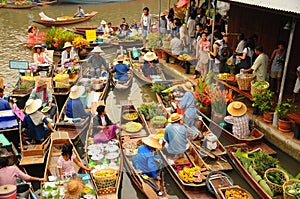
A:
0 185 17 199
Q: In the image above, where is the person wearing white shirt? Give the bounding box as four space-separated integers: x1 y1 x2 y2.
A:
61 42 78 66
140 7 152 48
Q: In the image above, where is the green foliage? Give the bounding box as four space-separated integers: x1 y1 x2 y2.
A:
252 90 274 112
140 103 165 118
146 32 165 49
44 27 75 50
151 83 166 93
275 99 297 120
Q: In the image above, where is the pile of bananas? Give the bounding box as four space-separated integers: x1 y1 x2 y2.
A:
93 169 116 178
178 54 192 61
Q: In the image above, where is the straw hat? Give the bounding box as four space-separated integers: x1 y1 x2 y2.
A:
183 81 194 92
168 113 183 123
36 78 47 88
227 101 247 117
91 46 104 53
63 42 73 49
65 176 84 199
142 135 162 149
101 20 107 25
116 55 124 62
25 99 42 114
143 51 157 61
160 11 166 16
69 85 85 99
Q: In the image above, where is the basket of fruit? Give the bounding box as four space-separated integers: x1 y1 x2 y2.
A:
283 179 300 199
264 168 289 194
218 185 254 199
123 122 143 133
226 75 237 86
122 110 138 121
92 169 117 194
235 74 255 91
150 116 167 128
251 80 269 96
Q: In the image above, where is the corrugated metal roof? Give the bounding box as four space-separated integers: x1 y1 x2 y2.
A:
228 0 300 15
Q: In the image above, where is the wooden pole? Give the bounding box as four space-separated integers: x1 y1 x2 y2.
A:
168 0 170 11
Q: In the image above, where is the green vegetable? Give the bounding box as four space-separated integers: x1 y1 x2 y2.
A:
259 179 274 196
285 181 300 198
253 151 278 176
249 165 262 182
253 80 269 89
277 164 294 179
151 84 166 93
150 116 167 125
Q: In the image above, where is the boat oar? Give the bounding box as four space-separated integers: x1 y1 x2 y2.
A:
136 173 159 199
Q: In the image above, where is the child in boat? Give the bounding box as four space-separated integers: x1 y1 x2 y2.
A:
57 143 92 180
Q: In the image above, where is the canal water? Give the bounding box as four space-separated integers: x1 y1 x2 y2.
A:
1 1 300 198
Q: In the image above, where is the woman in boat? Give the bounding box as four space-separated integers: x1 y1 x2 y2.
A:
27 25 37 46
92 105 118 143
22 99 55 144
73 6 85 18
224 101 250 139
111 55 130 83
57 143 92 180
132 135 162 180
66 85 91 119
0 157 45 186
61 42 78 67
117 23 130 39
97 20 107 32
29 78 57 120
87 46 109 78
33 45 52 64
141 51 158 78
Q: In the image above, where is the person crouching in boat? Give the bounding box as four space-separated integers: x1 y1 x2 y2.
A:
224 101 250 139
111 55 130 83
29 78 57 120
162 113 191 162
142 51 158 79
87 46 109 78
132 135 162 180
92 105 118 143
22 99 56 144
66 85 91 119
61 42 78 67
33 45 52 64
73 6 85 18
57 143 92 180
0 157 45 186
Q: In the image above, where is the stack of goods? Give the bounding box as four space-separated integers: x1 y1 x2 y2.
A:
219 186 254 199
178 166 209 184
53 74 70 88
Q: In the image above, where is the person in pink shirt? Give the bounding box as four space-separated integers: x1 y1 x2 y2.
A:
57 143 92 180
0 157 44 186
27 25 38 46
195 32 211 79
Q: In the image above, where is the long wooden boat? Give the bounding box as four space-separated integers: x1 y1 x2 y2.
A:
37 0 57 6
58 0 128 4
33 11 98 27
205 170 234 198
2 3 37 9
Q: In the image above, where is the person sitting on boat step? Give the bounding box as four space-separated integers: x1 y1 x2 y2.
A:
224 101 250 139
97 20 107 32
0 157 45 186
111 55 130 83
33 45 52 65
92 105 118 143
22 99 56 144
57 143 92 180
142 52 158 79
132 135 162 181
66 85 92 119
73 6 85 18
29 78 57 119
162 113 191 160
0 88 11 111
87 46 109 78
61 42 78 67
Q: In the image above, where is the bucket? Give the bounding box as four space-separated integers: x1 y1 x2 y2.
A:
16 184 30 198
0 185 17 199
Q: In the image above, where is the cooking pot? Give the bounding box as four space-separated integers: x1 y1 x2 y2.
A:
0 185 16 199
16 184 30 199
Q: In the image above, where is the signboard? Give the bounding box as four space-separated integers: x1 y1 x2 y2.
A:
9 60 29 70
85 30 97 42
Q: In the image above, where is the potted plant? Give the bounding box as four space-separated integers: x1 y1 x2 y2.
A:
275 99 297 132
252 90 275 123
210 86 227 124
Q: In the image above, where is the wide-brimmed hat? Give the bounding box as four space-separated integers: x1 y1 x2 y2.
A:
91 46 104 53
65 176 84 199
36 78 47 88
25 99 42 114
101 20 107 25
142 135 162 149
143 51 157 62
168 113 183 123
33 44 42 49
69 85 85 99
116 55 124 62
183 81 194 92
63 42 73 49
227 101 247 117
160 11 166 16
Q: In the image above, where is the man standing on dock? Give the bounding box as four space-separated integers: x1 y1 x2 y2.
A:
140 7 152 49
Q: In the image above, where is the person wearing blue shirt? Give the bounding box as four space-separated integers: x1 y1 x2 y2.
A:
117 24 130 39
66 85 91 118
133 135 162 180
111 55 130 82
0 88 11 111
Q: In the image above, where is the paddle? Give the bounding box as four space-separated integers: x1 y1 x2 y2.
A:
136 172 159 199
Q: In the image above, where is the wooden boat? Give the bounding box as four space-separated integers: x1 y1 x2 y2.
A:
58 0 128 4
37 0 57 6
129 49 166 85
2 3 37 9
205 171 234 198
33 11 98 27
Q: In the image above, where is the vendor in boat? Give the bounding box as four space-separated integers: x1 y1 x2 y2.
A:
33 44 52 64
27 25 37 46
87 46 109 77
162 113 190 160
73 6 85 18
66 85 91 119
22 99 56 144
224 101 250 139
29 78 57 120
132 135 162 180
105 22 115 35
92 105 118 143
97 20 107 32
0 88 11 111
111 55 130 82
61 42 78 67
65 176 85 199
141 51 158 78
57 143 92 180
117 23 130 39
0 157 45 186
178 82 201 140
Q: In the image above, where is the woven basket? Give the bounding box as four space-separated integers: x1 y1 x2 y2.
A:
218 185 254 199
264 168 289 194
283 179 300 199
250 80 269 96
93 169 117 192
235 74 255 90
20 76 35 88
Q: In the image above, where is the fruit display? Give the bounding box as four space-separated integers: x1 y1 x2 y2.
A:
20 76 35 88
178 54 192 61
123 122 143 133
284 181 300 198
217 73 229 80
122 111 138 121
266 171 286 186
53 74 69 83
225 188 252 199
94 169 116 178
252 80 269 89
14 0 32 5
178 166 208 184
72 36 89 49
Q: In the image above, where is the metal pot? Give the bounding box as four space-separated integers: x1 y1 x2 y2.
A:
17 184 30 199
